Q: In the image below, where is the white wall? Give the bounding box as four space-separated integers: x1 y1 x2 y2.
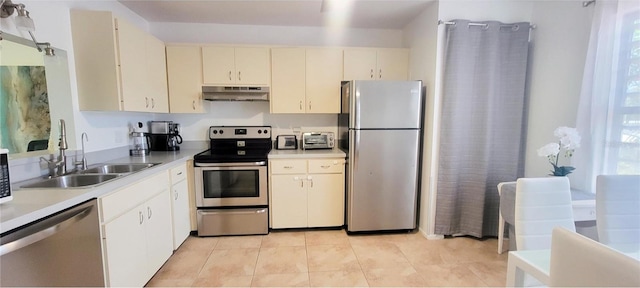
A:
403 0 594 237
150 22 404 140
4 0 154 153
5 1 405 152
402 1 440 237
152 22 404 48
526 1 593 178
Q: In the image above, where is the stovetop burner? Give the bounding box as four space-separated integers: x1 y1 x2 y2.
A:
194 126 272 163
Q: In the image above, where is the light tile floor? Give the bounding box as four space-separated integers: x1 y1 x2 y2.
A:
146 230 507 287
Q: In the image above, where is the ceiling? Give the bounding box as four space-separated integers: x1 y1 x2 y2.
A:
116 0 434 29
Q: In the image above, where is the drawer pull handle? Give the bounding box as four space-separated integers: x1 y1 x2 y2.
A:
175 191 179 200
139 211 144 225
284 166 293 169
147 207 152 220
321 165 330 169
177 171 183 176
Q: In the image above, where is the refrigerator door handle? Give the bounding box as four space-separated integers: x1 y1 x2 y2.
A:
352 131 359 172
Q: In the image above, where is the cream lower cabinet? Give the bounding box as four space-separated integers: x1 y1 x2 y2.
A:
343 48 409 81
269 158 345 228
100 172 173 287
170 163 190 249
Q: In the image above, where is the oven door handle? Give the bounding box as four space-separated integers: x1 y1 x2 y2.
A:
195 161 266 167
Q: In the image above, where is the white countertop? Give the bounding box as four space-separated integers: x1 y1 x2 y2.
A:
268 147 346 159
0 149 201 234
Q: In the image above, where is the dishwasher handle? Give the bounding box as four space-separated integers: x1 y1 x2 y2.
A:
0 205 93 256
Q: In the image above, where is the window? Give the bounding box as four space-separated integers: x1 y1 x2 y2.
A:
608 11 640 174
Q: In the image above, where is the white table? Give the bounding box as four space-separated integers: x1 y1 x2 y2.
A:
507 244 640 286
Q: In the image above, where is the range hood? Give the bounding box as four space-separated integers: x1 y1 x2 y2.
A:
202 86 270 101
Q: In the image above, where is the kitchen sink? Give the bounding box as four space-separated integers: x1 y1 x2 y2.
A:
20 174 120 189
20 163 161 189
77 163 159 174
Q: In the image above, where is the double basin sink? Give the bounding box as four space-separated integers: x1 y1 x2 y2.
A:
21 163 160 189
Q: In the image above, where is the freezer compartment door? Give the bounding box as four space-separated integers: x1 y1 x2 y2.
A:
348 80 423 129
347 129 420 231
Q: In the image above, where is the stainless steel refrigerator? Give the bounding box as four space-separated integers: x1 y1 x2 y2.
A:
339 80 423 232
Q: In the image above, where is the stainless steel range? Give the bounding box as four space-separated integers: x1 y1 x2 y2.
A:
193 126 271 236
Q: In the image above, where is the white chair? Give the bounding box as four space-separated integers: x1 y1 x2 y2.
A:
550 227 640 287
497 181 515 254
515 177 575 251
596 175 640 245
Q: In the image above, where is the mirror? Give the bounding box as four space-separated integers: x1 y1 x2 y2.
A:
0 31 76 158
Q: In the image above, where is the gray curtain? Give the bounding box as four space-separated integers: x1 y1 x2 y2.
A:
435 20 530 238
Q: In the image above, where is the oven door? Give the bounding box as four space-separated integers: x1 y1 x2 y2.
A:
194 162 268 207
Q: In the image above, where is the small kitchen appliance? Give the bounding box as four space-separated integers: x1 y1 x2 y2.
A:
302 132 335 150
149 121 182 151
129 122 150 156
0 149 12 204
193 126 272 236
275 135 297 150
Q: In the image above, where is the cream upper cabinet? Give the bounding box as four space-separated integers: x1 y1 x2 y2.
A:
269 158 345 229
166 45 204 113
70 10 169 112
343 48 409 81
146 35 170 113
305 48 343 113
202 46 270 85
271 47 342 114
271 48 306 114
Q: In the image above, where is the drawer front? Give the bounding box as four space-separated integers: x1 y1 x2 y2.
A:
100 171 169 223
270 160 307 174
197 208 268 236
308 159 344 174
170 163 187 184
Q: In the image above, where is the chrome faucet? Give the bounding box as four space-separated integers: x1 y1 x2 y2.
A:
74 132 88 171
40 119 68 177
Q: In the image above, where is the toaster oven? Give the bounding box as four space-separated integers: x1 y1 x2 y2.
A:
302 132 335 150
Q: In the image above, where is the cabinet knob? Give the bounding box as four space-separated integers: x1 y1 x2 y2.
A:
139 211 144 225
370 69 374 79
147 206 152 220
175 191 179 200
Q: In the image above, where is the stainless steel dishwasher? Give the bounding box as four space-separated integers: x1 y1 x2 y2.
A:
0 199 105 286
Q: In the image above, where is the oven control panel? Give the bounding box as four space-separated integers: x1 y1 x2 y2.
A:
209 126 271 139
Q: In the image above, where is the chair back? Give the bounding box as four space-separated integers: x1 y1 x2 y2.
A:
596 175 640 245
515 177 575 250
550 227 640 287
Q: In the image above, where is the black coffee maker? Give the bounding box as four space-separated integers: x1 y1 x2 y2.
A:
149 121 183 151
